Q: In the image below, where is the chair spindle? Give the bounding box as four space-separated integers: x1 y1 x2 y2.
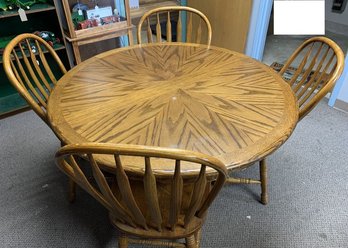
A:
12 49 47 107
137 6 211 45
186 12 193 43
144 156 162 231
196 19 202 44
168 160 183 230
156 13 162 43
184 165 206 227
34 40 58 86
166 12 172 42
26 39 53 93
114 155 148 229
147 18 153 43
292 43 324 94
20 40 49 101
177 11 182 42
296 45 330 99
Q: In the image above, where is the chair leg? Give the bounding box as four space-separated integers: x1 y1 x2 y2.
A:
68 179 76 203
225 159 269 205
260 159 268 205
186 234 197 248
61 141 76 203
118 233 128 248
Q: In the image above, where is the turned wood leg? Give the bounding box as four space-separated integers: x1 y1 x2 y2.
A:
68 179 76 203
195 229 202 248
186 234 197 248
260 159 268 205
60 142 76 203
118 233 128 248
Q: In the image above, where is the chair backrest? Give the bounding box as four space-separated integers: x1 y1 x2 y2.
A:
137 6 212 45
56 143 227 238
3 33 67 124
278 36 344 120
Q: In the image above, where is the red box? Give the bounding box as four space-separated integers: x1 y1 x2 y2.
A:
77 19 98 30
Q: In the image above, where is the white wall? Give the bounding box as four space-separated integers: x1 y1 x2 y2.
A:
325 1 348 104
245 0 273 60
337 50 348 103
325 0 348 24
337 76 348 102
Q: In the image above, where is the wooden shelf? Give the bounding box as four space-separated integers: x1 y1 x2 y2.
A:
0 4 55 19
66 21 131 41
0 0 70 117
65 25 133 46
0 43 66 64
61 0 133 64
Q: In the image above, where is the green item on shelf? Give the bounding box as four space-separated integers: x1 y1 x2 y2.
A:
33 31 60 47
71 10 85 29
1 0 47 10
0 0 8 10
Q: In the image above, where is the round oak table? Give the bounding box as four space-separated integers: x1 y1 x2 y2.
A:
48 43 298 175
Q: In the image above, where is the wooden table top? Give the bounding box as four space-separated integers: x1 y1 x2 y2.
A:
48 43 298 174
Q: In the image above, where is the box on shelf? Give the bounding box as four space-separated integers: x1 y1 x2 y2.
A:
61 0 133 64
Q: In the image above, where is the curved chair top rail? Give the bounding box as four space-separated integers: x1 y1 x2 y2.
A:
137 6 212 45
2 33 67 124
56 143 227 175
278 36 344 119
56 143 227 238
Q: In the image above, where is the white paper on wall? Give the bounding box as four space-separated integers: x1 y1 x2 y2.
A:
274 0 325 35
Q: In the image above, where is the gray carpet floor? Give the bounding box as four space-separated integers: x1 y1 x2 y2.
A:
0 100 348 248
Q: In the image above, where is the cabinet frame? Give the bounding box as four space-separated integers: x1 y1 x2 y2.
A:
61 0 134 64
0 0 70 118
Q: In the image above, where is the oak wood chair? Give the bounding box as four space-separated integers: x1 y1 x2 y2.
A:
137 6 212 45
226 36 345 205
3 33 67 124
2 33 77 202
56 143 227 248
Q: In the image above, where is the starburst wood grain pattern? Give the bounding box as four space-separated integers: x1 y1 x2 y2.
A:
48 43 299 176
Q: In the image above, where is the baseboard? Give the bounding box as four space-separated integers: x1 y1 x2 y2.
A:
333 99 348 113
325 20 348 36
0 106 31 120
